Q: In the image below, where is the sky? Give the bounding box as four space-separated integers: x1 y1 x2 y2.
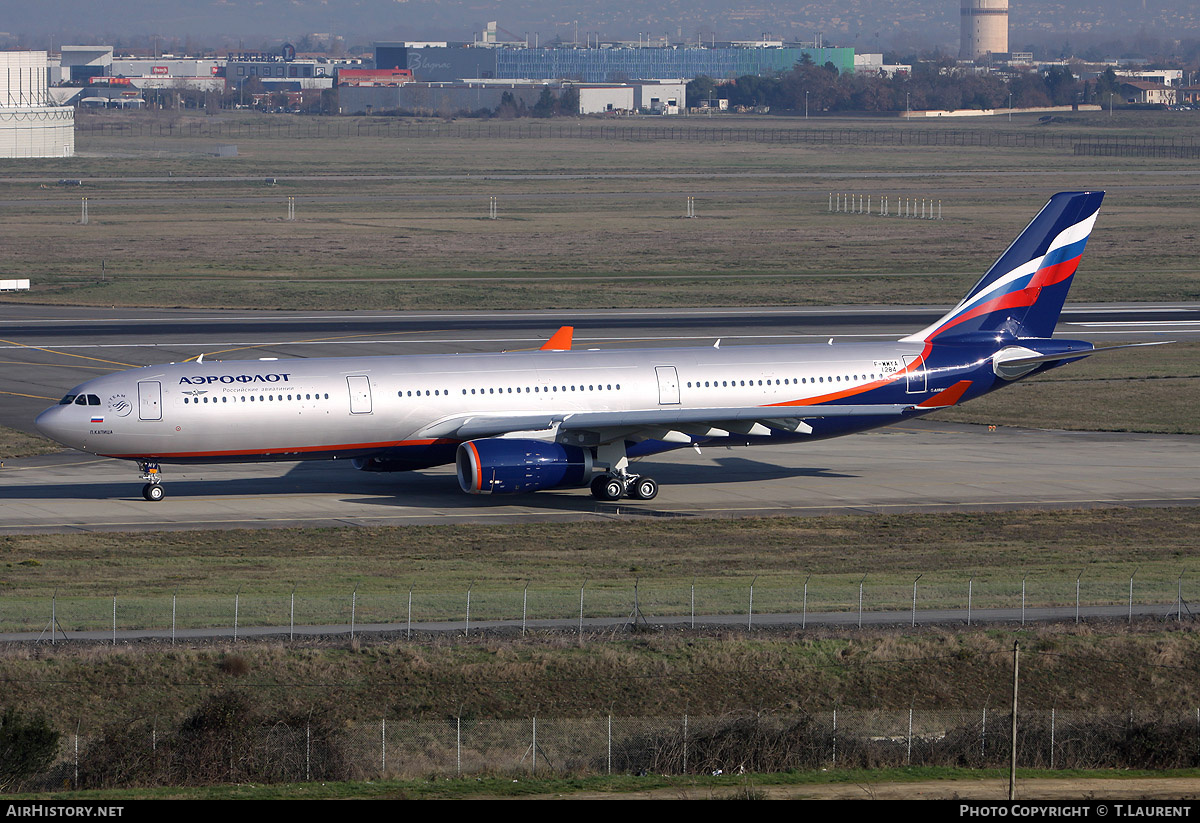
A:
0 1 1194 56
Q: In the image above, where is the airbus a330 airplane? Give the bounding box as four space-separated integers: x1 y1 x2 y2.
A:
36 191 1152 503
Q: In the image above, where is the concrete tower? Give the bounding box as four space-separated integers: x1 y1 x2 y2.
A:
960 0 1009 60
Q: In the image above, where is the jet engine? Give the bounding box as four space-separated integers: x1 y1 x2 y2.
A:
456 439 592 494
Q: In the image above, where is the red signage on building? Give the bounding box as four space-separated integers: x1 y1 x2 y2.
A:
151 66 169 75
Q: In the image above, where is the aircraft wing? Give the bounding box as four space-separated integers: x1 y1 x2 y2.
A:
418 403 918 442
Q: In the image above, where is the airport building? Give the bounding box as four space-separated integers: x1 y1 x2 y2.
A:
337 79 683 117
374 42 855 83
0 50 74 158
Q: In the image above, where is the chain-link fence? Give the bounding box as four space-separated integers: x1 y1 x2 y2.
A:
4 568 1192 640
19 707 1200 791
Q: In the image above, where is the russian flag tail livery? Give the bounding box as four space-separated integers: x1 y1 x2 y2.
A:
902 191 1104 344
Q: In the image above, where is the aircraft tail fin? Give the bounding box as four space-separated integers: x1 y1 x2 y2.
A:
902 191 1104 343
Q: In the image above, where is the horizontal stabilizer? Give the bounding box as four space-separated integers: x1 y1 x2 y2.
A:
993 340 1171 380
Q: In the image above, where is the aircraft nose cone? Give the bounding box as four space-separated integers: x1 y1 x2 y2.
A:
35 405 71 446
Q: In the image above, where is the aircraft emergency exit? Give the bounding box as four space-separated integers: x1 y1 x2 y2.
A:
36 191 1153 502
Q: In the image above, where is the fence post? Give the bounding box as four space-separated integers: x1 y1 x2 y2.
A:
1009 640 1019 801
682 713 688 774
907 705 914 765
579 578 588 642
802 574 811 629
112 591 117 646
172 587 177 645
1050 708 1056 769
912 574 922 627
407 583 413 640
858 573 866 628
968 577 974 626
1129 567 1139 624
465 583 473 637
290 584 296 642
690 578 695 629
607 714 613 775
832 708 838 767
748 575 757 630
234 587 240 642
351 584 357 640
1021 575 1027 626
982 707 987 763
1076 571 1082 624
457 716 462 776
522 581 529 637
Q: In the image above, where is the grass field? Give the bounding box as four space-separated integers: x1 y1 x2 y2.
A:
2 622 1199 723
0 110 1197 311
1 508 1196 633
0 424 57 458
933 340 1200 433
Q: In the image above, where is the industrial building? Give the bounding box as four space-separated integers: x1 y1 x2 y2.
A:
0 51 74 158
338 79 683 117
960 0 1009 61
374 42 855 83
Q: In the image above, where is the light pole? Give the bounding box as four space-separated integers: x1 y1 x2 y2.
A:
805 90 809 119
906 91 910 118
1008 92 1012 121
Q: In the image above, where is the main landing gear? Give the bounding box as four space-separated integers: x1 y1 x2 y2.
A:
588 440 659 502
590 472 659 502
139 461 165 502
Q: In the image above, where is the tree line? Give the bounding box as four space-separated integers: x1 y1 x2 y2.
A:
688 57 1131 113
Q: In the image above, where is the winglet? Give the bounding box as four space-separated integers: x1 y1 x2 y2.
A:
916 380 973 408
540 326 574 351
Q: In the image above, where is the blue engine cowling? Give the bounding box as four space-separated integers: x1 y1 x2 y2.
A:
456 438 593 495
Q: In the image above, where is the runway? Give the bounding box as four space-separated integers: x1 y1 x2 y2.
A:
0 303 1195 533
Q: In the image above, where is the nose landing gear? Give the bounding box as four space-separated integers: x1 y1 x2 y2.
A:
139 461 165 501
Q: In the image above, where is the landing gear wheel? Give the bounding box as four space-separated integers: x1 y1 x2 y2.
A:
590 474 624 502
629 476 659 501
142 483 165 502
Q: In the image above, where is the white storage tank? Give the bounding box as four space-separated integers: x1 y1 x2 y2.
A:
1 51 75 158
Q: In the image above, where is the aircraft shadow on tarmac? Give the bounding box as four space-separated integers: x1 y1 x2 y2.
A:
345 456 856 513
0 454 854 510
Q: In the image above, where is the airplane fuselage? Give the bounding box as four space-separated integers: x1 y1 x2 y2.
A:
37 339 1002 465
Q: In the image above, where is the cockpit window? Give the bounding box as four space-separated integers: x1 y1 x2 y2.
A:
87 395 101 406
59 395 76 405
74 395 88 405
